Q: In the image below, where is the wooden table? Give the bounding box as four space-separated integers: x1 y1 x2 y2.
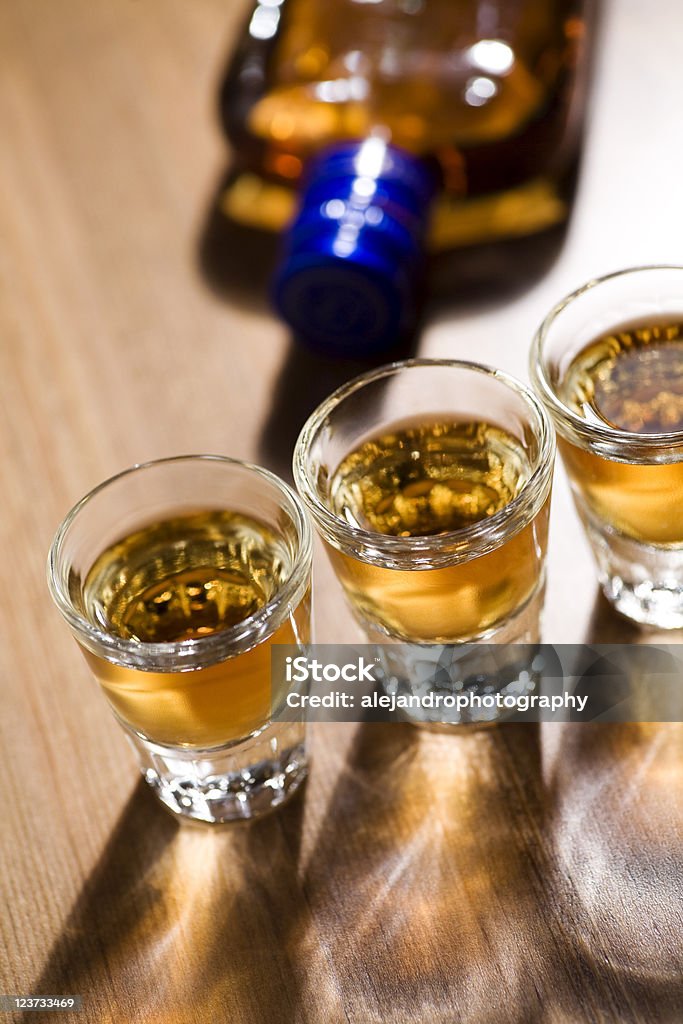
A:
1 2 682 1021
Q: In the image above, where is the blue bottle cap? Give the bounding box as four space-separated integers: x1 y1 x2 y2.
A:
272 140 436 355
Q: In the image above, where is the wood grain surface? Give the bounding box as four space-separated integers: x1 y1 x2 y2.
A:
1 1 682 1022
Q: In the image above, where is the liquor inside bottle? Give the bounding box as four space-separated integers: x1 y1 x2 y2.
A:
327 419 549 641
558 321 683 545
81 510 310 748
222 0 588 246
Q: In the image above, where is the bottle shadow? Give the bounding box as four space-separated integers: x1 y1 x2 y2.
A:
198 170 281 316
256 334 418 482
426 218 573 320
27 779 310 1023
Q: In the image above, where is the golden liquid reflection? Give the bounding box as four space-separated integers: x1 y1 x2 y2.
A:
296 723 558 1022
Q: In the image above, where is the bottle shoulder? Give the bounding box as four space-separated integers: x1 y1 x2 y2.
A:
226 0 582 157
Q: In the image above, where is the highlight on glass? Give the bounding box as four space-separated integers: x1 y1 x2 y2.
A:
48 455 312 824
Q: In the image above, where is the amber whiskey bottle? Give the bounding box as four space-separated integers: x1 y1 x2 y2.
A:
221 0 591 353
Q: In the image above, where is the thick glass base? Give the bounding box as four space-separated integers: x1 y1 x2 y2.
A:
363 586 544 726
582 510 683 629
125 721 307 824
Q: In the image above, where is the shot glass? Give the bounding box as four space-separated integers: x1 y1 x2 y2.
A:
531 266 683 629
293 359 555 724
48 455 312 824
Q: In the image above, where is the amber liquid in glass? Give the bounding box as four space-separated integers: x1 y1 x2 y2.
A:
558 321 683 545
327 419 548 641
81 511 309 748
222 0 587 246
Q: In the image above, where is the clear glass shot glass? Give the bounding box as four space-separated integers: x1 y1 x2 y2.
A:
48 455 312 824
531 266 683 629
293 359 555 725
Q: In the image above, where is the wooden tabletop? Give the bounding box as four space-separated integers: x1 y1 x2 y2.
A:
1 1 682 1021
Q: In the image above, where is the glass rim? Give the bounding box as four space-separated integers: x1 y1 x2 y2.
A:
293 358 555 570
530 265 683 454
47 454 313 670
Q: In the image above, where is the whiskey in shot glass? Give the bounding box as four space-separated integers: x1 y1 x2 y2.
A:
294 359 555 724
531 266 683 628
48 456 312 823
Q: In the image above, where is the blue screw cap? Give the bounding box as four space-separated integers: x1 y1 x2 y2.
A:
272 140 436 355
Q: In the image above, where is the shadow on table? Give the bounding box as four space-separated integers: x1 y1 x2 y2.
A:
198 180 280 316
256 336 418 482
29 778 310 1023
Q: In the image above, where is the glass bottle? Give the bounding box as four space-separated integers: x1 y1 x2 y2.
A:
220 0 592 353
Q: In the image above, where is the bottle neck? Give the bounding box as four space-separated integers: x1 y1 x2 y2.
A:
272 140 438 355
